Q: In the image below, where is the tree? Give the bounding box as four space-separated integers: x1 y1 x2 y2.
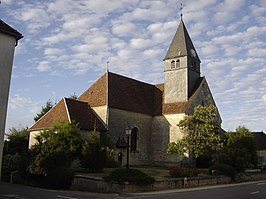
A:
28 121 82 175
69 93 78 100
4 127 29 155
215 126 258 172
2 127 30 182
34 100 54 122
167 105 222 164
81 130 109 172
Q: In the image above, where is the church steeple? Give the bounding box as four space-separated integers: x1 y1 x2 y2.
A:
164 19 200 62
163 18 201 103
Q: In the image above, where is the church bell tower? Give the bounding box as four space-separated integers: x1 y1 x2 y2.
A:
164 18 201 103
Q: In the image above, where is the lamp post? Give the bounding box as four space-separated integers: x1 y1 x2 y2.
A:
125 126 132 169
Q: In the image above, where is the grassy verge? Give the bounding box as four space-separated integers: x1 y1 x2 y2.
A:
74 166 170 180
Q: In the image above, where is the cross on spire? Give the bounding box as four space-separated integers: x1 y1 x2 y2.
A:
180 3 183 19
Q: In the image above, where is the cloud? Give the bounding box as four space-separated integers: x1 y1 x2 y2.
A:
37 61 51 72
112 23 136 37
9 94 40 115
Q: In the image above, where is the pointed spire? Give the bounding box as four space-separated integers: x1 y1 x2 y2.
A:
163 18 200 61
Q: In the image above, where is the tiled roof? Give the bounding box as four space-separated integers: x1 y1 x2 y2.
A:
78 71 203 116
78 73 107 106
29 98 107 131
108 72 156 115
65 98 107 131
29 99 69 131
0 20 23 40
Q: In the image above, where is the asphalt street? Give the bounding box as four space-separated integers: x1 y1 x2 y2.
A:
1 180 266 199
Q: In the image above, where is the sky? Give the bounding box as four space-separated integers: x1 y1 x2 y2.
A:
1 0 266 134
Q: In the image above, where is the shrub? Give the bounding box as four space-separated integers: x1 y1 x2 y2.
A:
42 166 74 189
104 168 155 185
209 164 237 180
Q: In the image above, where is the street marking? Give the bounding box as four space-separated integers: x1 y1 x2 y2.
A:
57 195 77 199
250 191 260 195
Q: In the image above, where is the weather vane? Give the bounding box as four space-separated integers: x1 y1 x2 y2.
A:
106 60 110 72
180 3 183 19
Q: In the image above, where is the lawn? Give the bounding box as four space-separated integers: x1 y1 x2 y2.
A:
75 166 171 180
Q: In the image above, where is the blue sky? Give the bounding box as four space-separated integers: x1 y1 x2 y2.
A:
1 0 266 134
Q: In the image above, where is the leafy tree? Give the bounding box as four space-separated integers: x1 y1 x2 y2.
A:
215 126 258 172
28 121 82 175
69 93 78 100
167 105 222 164
2 127 30 182
34 100 54 122
81 130 109 172
4 127 29 155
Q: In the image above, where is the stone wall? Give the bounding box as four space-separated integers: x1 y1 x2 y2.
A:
71 175 231 193
151 114 184 165
108 108 153 165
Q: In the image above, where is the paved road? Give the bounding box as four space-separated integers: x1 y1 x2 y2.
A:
1 180 266 199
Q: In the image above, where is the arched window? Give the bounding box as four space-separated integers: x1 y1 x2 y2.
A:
130 127 138 152
176 59 180 68
171 60 175 69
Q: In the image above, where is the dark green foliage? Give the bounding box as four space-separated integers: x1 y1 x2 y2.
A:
2 127 30 182
29 121 82 176
168 105 222 161
4 127 29 155
214 126 258 172
209 164 237 180
81 131 109 172
104 168 155 185
41 167 74 190
169 166 199 178
34 100 54 122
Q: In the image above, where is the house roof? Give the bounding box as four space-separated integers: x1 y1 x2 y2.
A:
163 19 200 61
78 71 204 116
64 98 107 131
29 98 107 131
252 132 266 150
0 20 23 40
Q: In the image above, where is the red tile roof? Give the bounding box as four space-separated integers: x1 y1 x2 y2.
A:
65 98 107 131
29 98 107 131
0 20 23 40
29 99 69 131
78 72 204 115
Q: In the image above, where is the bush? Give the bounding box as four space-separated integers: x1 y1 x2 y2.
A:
169 166 199 178
104 168 155 185
42 166 74 189
209 164 237 180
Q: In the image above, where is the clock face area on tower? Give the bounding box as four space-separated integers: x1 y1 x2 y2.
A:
190 49 196 58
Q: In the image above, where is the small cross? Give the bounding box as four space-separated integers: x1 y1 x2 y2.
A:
106 60 110 71
180 3 183 18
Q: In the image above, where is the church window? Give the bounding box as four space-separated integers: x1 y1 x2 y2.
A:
130 127 138 152
176 59 180 68
171 60 175 69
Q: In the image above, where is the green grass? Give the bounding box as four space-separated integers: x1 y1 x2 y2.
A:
75 166 170 180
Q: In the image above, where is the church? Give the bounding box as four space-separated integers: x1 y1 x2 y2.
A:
29 17 222 166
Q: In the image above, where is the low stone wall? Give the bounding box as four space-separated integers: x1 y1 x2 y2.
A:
237 172 266 182
71 175 122 193
71 175 231 193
